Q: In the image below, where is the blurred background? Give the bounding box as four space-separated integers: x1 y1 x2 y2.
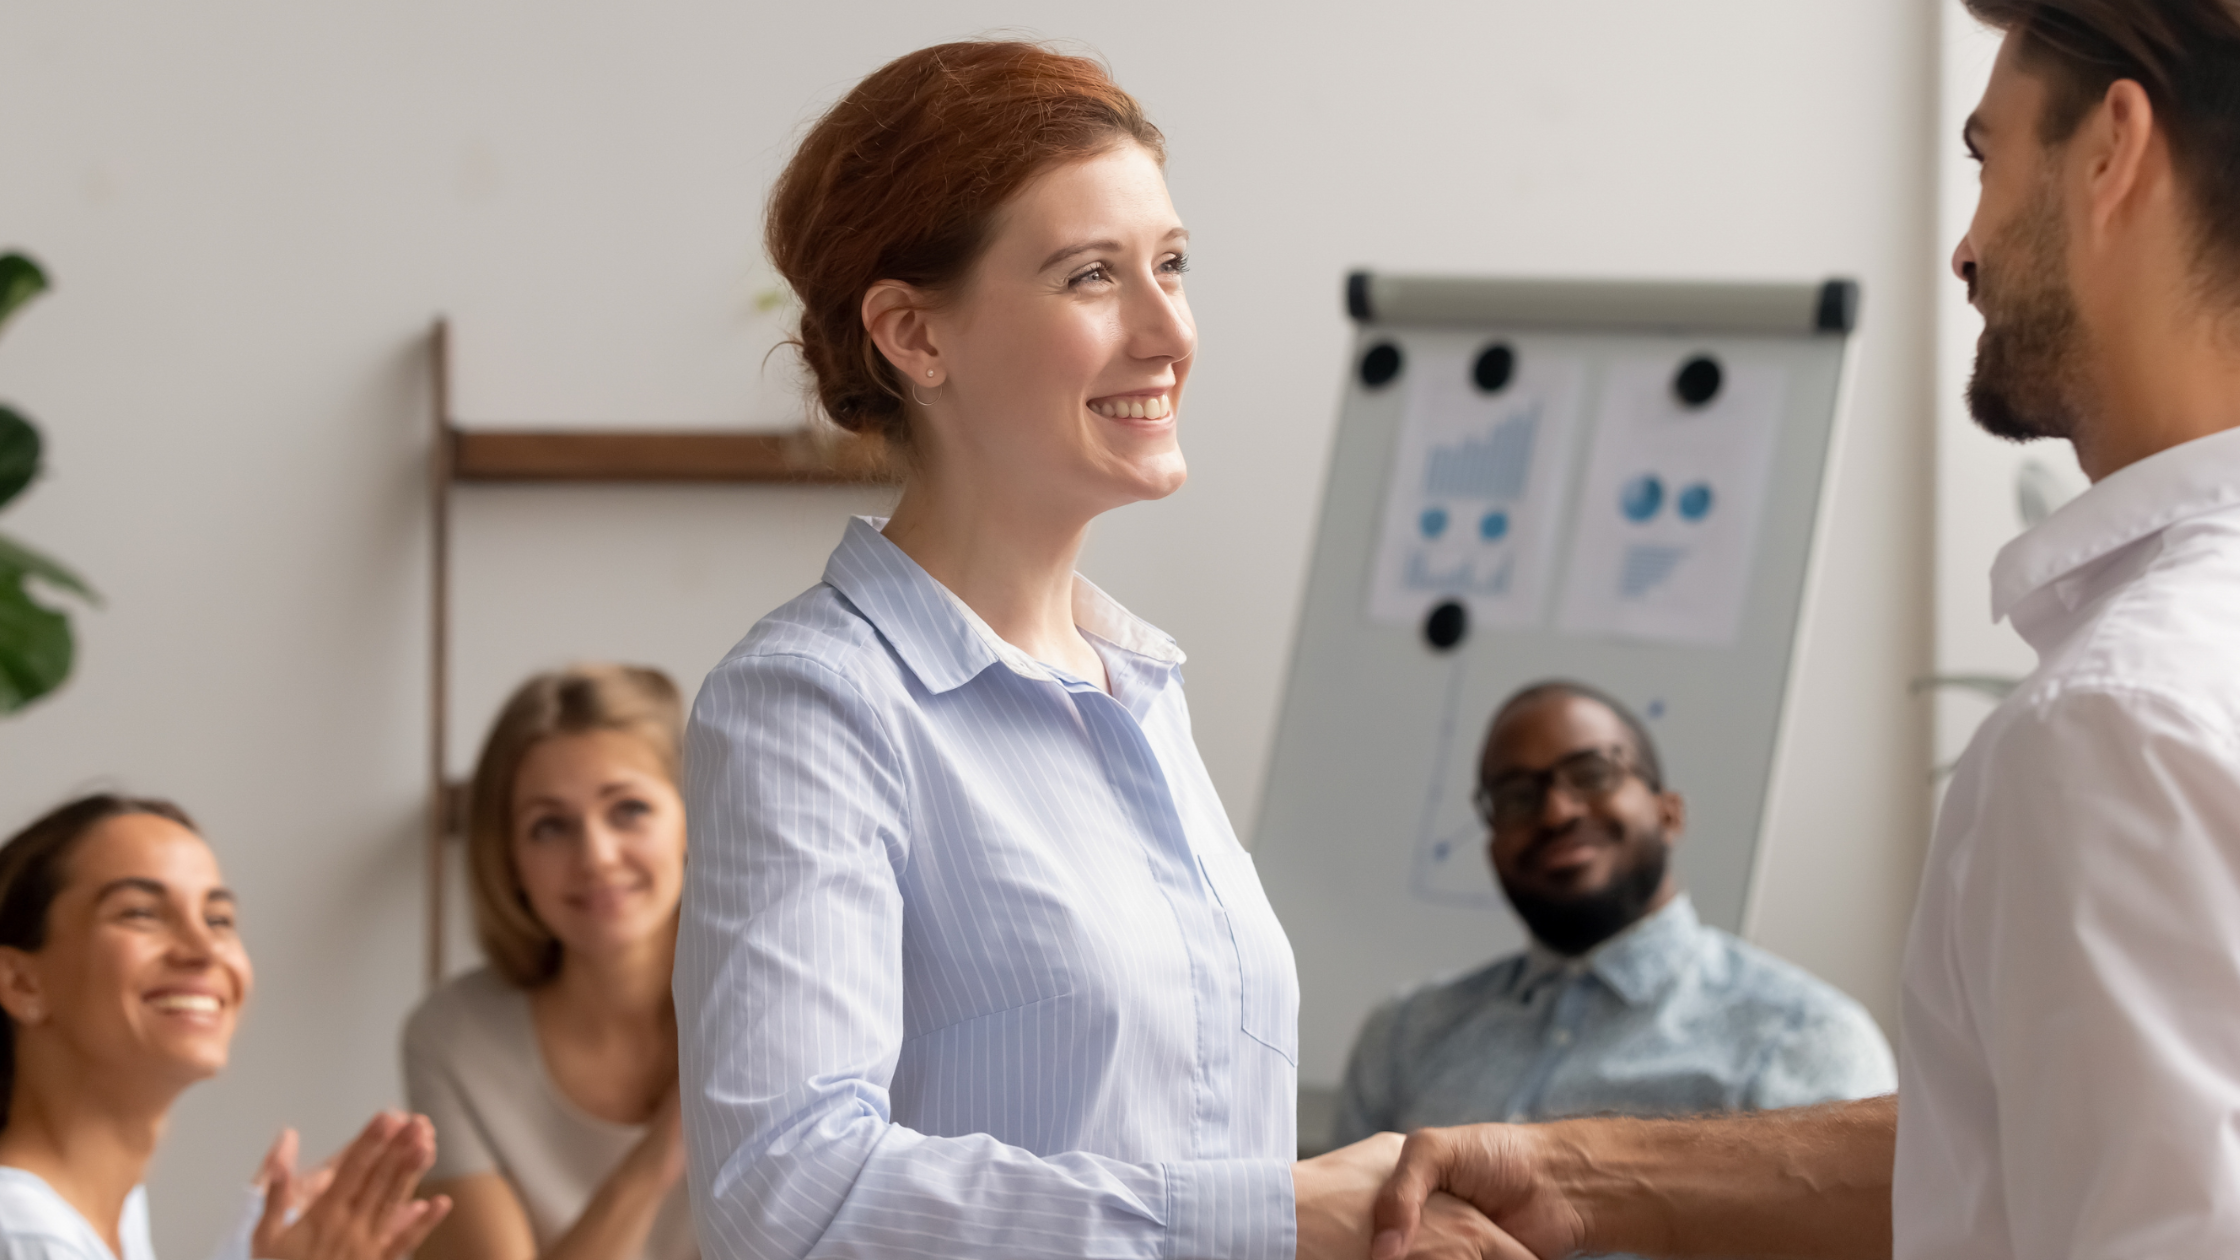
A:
0 2 2069 1252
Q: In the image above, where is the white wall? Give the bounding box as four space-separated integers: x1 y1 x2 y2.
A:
0 2 1938 1252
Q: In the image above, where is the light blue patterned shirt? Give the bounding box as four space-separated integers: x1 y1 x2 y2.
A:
677 517 1301 1260
1335 896 1894 1145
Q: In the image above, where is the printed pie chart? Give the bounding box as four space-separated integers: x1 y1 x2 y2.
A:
1620 474 1665 523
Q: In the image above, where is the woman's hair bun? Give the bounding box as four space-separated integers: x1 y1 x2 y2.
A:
765 41 1163 446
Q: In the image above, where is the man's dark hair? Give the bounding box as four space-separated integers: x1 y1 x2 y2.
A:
0 793 197 1132
1490 680 1665 791
1963 0 2240 300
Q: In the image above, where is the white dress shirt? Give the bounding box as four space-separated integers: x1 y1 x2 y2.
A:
1897 424 2240 1258
676 518 1300 1260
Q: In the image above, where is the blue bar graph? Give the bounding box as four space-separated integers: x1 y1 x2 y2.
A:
1425 411 1538 501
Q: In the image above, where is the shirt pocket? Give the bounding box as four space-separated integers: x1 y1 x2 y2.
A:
1198 845 1302 1065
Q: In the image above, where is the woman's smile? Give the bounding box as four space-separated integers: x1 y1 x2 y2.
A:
143 983 229 1025
1087 391 1173 421
568 880 650 918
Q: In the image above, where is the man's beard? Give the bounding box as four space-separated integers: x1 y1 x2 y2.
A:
1499 831 1671 957
1967 174 2088 444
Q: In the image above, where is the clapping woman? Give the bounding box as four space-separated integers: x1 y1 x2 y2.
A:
0 794 451 1260
404 666 693 1260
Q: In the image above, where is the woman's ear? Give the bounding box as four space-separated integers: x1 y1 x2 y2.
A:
0 947 47 1025
862 281 946 388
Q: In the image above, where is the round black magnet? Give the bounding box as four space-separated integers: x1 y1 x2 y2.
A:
1423 600 1468 651
1673 355 1723 407
1472 343 1516 393
1359 341 1404 388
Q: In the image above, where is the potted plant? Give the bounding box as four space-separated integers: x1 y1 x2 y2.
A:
0 251 98 714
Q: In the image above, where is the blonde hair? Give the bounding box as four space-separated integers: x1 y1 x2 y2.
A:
466 664 683 987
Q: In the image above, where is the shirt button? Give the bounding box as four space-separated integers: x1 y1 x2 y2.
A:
1550 1028 1573 1046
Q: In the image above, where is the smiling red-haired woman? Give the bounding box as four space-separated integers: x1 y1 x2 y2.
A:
675 39 1504 1260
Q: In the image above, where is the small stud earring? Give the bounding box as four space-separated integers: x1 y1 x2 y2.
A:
926 370 935 378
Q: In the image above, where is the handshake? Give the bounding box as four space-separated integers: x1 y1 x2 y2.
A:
1292 1130 1537 1260
1293 1096 1896 1260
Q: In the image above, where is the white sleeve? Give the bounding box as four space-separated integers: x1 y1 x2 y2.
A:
0 1239 103 1260
1965 687 2240 1257
201 1183 264 1260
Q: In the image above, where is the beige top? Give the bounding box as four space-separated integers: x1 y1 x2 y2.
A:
403 968 696 1260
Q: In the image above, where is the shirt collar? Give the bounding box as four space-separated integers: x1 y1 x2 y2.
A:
1990 426 2240 624
821 516 1184 696
1516 894 1702 1008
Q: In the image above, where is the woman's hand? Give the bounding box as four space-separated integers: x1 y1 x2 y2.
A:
1296 1133 1406 1259
251 1112 454 1260
472 1084 682 1260
626 1083 687 1189
1297 1133 1529 1259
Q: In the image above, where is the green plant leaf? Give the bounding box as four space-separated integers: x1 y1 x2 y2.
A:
0 564 74 715
0 531 97 604
0 406 40 510
0 253 49 335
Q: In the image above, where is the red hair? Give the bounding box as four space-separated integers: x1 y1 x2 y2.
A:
766 41 1166 446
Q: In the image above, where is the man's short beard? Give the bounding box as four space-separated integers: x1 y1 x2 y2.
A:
1967 171 2089 444
1500 834 1671 957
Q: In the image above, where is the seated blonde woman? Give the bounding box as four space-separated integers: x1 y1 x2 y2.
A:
405 665 692 1260
0 793 451 1260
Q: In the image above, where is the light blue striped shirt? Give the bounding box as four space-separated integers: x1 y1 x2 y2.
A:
677 517 1301 1260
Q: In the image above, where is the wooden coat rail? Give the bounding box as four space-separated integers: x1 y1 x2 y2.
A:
425 318 886 984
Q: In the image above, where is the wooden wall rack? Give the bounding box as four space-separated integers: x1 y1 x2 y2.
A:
424 318 886 984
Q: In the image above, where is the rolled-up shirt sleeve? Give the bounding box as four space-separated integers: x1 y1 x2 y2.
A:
676 649 1294 1260
1965 687 2240 1257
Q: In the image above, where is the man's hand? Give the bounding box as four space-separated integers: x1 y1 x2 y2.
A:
252 1112 455 1260
1370 1100 1896 1260
1298 1132 1539 1259
1414 1189 1540 1260
1370 1125 1583 1260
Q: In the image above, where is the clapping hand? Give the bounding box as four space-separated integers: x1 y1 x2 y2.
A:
250 1111 455 1260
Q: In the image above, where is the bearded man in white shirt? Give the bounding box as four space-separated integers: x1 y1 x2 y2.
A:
1366 3 2240 1259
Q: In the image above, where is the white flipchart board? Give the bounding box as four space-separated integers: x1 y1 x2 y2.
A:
1253 273 1857 1098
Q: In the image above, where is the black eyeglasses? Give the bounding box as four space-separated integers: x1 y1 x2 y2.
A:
1473 746 1649 830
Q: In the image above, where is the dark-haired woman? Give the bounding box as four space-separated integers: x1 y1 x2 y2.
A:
0 795 452 1260
676 41 1503 1260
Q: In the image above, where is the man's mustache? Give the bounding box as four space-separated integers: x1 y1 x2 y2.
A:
1518 816 1625 867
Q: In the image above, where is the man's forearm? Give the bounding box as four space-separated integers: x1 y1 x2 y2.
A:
1550 1095 1895 1259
